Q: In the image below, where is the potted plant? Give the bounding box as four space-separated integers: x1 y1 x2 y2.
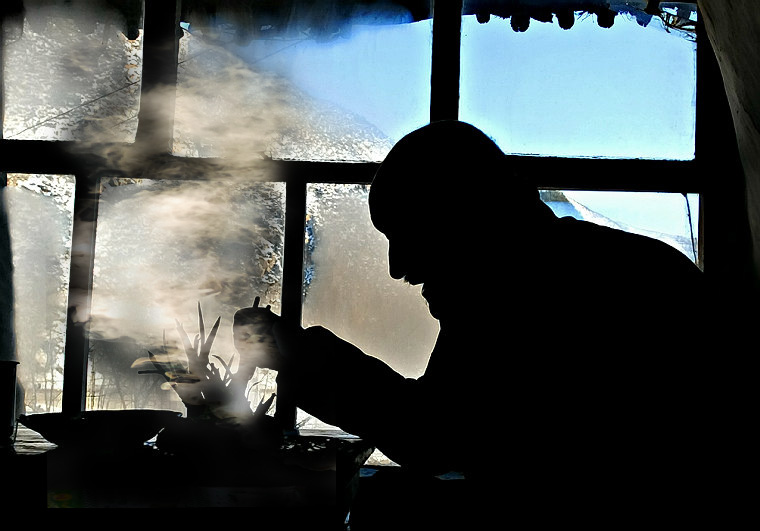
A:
134 299 282 456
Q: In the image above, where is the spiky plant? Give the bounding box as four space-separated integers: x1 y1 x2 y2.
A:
136 302 275 423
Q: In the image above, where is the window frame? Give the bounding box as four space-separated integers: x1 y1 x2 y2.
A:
0 1 735 424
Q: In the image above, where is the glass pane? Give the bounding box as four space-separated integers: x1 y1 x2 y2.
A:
541 190 700 263
87 179 285 415
4 174 76 414
300 183 439 431
173 14 432 161
460 6 697 160
2 0 143 142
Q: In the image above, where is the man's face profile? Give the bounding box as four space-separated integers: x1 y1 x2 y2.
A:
373 204 448 319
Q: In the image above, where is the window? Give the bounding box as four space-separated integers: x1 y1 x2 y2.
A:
303 183 439 379
2 0 143 142
86 178 285 412
541 190 700 262
460 9 697 159
2 1 705 434
173 15 432 161
3 174 75 413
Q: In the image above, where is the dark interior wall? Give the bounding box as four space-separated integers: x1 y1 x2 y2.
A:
700 0 760 285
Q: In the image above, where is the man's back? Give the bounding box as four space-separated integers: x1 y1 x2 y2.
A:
449 214 709 513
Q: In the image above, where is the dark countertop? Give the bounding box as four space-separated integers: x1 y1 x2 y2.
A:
2 424 374 520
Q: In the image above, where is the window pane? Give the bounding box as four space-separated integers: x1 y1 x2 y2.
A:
541 190 700 263
173 14 432 161
4 174 75 414
460 7 697 160
303 183 438 374
300 183 439 430
2 0 143 142
86 179 285 414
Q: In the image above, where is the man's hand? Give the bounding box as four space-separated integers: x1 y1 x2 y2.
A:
232 296 282 373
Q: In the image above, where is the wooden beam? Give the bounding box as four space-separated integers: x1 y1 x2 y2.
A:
430 0 462 121
134 0 181 152
61 174 100 415
0 138 699 191
508 156 700 193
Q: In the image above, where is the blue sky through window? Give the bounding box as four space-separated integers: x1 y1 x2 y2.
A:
228 10 696 161
231 19 433 148
460 12 697 160
227 10 700 261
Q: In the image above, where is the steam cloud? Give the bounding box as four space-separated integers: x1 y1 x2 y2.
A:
5 1 430 414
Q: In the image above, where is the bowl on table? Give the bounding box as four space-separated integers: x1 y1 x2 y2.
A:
18 409 182 449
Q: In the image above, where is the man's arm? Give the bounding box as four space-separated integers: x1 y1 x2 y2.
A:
274 323 465 474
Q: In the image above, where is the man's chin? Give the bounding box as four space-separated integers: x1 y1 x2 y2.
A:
421 289 443 319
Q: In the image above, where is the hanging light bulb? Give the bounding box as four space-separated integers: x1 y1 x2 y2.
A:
596 8 616 28
645 1 662 16
510 12 530 32
556 8 575 30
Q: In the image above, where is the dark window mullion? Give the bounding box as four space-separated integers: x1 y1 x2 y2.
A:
430 0 462 121
60 0 182 414
61 174 101 415
277 170 308 432
134 0 181 152
1 172 13 366
523 157 699 193
273 159 379 433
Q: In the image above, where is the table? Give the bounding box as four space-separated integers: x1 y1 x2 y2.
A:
2 424 374 521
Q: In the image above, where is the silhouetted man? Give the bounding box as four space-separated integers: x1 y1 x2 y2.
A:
261 121 711 524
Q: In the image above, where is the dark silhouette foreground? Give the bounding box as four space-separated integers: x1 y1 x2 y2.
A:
252 121 715 524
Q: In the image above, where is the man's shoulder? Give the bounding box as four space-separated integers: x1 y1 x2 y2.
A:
552 215 701 281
